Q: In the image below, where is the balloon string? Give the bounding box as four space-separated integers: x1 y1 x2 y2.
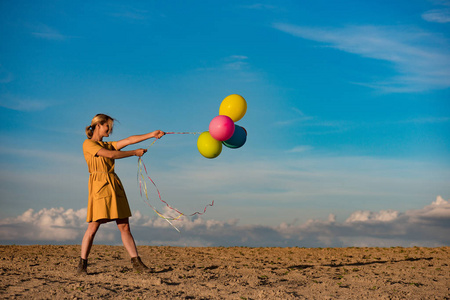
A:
145 132 200 150
138 157 182 232
137 133 214 231
166 132 202 135
138 157 214 218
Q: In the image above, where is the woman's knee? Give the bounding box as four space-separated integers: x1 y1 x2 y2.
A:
116 218 131 233
117 223 131 233
86 222 101 236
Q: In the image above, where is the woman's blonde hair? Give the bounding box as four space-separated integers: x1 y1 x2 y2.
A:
85 114 115 139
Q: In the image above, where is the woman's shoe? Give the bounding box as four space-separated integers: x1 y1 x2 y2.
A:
131 256 151 273
77 257 88 275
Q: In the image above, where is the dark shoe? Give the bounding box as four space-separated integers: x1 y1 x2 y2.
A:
131 256 151 273
77 258 88 275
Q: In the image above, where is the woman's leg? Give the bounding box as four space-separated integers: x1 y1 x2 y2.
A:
116 218 151 272
116 218 138 258
80 221 102 259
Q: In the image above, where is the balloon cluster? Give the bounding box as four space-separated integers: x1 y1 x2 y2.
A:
197 94 248 159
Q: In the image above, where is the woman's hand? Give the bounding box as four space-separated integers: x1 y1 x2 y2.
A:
153 130 165 139
134 148 147 157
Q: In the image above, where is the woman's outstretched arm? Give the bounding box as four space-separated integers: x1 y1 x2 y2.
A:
96 148 147 159
116 130 165 150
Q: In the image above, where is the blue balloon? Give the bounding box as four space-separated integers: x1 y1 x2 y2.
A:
223 125 247 149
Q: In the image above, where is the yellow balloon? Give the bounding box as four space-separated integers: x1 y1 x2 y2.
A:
219 94 247 122
197 131 222 159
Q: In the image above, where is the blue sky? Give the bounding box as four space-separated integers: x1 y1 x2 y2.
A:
0 0 449 247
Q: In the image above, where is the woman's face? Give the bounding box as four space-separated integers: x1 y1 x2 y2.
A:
97 122 111 137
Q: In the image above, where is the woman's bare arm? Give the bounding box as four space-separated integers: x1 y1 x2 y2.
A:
116 130 165 150
96 148 147 159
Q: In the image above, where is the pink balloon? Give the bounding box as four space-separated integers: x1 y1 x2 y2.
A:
209 115 235 141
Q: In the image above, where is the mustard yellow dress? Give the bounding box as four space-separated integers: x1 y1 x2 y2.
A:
83 139 132 222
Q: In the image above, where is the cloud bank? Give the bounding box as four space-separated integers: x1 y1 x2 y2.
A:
1 196 449 247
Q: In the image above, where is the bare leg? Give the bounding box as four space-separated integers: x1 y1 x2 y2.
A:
80 221 102 259
116 218 138 258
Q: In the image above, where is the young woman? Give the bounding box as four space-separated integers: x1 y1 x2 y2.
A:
77 114 165 275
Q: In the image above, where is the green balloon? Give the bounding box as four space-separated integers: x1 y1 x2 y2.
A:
223 125 247 149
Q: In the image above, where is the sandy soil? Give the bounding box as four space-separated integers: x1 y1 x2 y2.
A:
0 245 448 299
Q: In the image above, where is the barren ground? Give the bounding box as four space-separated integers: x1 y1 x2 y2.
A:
1 245 449 299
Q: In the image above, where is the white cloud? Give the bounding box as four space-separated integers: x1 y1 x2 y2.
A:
31 24 67 41
223 55 250 71
398 117 450 124
0 94 53 111
107 7 150 21
422 8 450 23
275 107 314 127
346 210 399 222
287 145 313 153
193 55 261 83
1 196 448 247
276 195 450 247
229 55 249 60
272 23 450 92
0 207 86 242
241 4 278 10
407 195 450 220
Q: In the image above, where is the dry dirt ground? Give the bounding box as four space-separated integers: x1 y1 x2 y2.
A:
0 245 449 299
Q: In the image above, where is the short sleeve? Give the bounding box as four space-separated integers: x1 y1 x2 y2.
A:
111 141 118 150
83 139 103 156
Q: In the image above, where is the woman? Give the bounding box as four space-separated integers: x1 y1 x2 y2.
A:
77 113 165 275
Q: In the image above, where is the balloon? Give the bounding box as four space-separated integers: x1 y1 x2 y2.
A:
209 115 235 141
219 94 247 122
197 131 222 159
223 125 247 149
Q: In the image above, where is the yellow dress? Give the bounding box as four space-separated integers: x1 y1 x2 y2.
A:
83 139 132 222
